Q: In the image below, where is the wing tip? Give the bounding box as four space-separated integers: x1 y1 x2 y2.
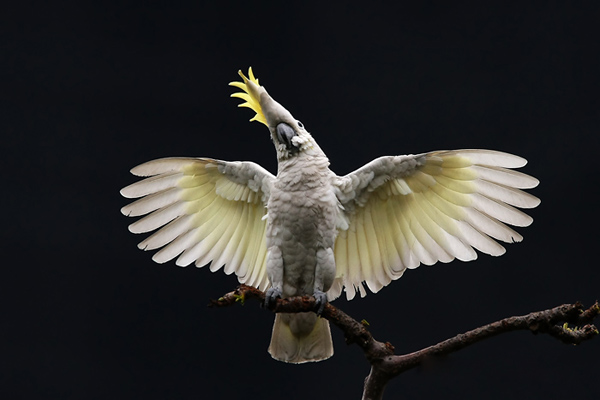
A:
120 185 138 199
456 149 529 168
128 223 142 234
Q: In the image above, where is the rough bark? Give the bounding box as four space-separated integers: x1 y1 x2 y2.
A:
210 285 599 400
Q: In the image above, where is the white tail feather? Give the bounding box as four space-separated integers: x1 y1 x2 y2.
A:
268 313 333 364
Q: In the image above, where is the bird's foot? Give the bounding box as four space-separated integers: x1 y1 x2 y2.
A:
264 287 282 309
313 290 328 316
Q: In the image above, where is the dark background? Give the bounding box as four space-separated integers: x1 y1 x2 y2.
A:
3 1 599 399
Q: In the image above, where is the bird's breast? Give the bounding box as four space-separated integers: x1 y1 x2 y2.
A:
266 182 339 296
267 168 339 249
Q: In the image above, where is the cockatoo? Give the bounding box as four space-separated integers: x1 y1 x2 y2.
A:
120 68 540 364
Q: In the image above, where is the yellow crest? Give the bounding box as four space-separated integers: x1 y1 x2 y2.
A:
229 67 267 126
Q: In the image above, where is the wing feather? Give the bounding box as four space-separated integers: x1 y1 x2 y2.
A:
383 200 408 275
334 149 539 300
412 192 476 261
245 211 269 288
472 165 539 189
392 199 421 269
121 157 274 290
470 194 533 226
475 180 540 208
121 173 184 198
153 228 199 264
139 214 194 251
372 202 400 281
128 202 188 234
362 205 386 291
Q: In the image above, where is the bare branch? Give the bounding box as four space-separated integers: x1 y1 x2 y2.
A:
210 285 599 400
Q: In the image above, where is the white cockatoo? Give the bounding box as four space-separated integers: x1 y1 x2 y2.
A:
120 68 540 364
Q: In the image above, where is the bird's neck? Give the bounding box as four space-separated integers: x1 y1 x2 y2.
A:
277 150 330 177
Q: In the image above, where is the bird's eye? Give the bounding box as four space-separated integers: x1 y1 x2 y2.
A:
297 121 304 129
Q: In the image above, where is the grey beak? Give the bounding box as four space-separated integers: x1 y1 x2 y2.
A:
276 122 297 149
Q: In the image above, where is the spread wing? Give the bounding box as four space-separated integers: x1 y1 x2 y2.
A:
120 157 275 290
331 150 540 300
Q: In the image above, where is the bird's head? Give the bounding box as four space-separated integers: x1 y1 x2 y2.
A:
230 68 320 160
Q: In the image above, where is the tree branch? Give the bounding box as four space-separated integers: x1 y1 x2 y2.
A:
210 285 599 400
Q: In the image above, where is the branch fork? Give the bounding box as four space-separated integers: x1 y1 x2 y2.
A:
210 285 599 400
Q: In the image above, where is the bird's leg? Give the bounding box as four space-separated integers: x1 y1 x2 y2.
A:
313 290 327 316
265 246 284 309
313 248 335 316
264 287 282 309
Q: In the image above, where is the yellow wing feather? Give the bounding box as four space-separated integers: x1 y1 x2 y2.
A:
332 150 540 300
121 157 272 291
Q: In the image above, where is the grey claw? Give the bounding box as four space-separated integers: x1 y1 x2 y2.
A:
313 290 328 315
264 287 282 309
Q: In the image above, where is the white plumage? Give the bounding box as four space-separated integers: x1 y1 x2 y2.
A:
121 68 540 363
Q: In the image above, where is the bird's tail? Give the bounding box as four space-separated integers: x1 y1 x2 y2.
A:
268 312 333 363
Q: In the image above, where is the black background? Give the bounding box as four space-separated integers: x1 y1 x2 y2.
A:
3 2 599 399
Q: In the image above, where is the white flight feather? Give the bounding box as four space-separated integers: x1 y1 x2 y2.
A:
139 214 194 250
475 180 540 209
130 157 206 176
129 202 187 234
332 149 539 299
121 187 181 217
472 165 539 189
120 173 183 199
451 150 527 168
122 157 273 291
154 228 199 264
